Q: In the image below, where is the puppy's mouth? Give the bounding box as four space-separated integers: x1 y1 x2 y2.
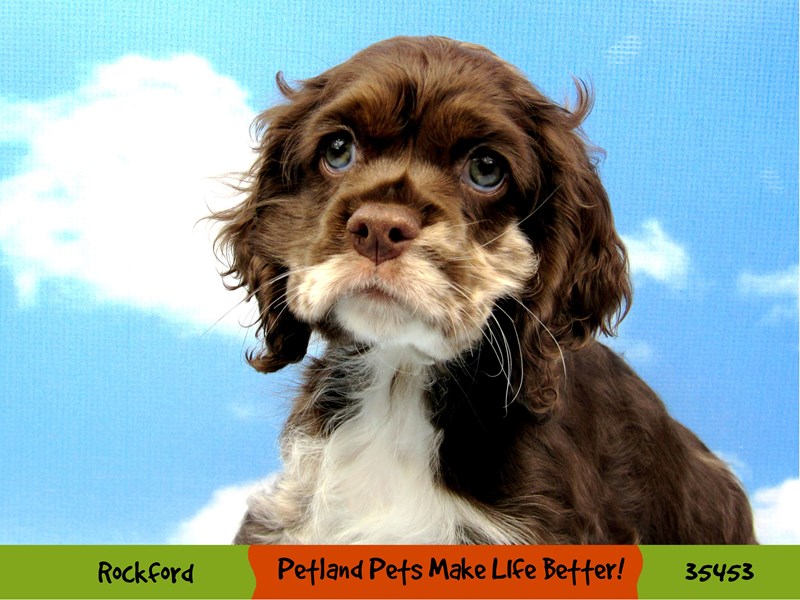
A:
347 280 406 306
336 276 422 326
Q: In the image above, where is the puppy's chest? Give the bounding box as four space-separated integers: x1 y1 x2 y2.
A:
294 354 467 543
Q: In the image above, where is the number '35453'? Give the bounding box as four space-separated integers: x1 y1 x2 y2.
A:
685 562 754 583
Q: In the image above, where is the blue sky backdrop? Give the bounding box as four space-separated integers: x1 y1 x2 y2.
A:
1 0 797 544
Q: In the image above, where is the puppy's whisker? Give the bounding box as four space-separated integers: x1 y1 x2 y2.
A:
447 282 505 364
510 297 567 381
475 184 564 251
486 312 514 411
202 294 253 337
522 184 562 222
490 303 526 410
203 268 299 337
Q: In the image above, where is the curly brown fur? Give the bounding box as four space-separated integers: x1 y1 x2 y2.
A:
215 36 756 544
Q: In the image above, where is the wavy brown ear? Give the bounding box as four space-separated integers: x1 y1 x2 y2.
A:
516 80 632 414
213 205 311 374
212 74 313 373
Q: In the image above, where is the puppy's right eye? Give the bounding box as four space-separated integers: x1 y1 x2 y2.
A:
322 133 356 173
462 148 507 193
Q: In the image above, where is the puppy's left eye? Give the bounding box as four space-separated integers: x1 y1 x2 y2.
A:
322 133 356 172
463 149 507 192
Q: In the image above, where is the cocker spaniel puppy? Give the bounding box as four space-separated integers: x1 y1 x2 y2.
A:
215 36 756 544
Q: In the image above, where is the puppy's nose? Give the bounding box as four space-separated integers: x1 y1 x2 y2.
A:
346 203 421 265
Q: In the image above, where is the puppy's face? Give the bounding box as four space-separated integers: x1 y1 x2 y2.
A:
281 57 543 359
217 37 630 378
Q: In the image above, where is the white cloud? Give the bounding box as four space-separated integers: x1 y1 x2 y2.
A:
738 265 799 298
713 451 752 483
753 478 800 544
738 264 798 324
606 336 655 367
621 220 689 288
604 35 642 65
0 55 256 333
168 477 275 544
760 167 785 194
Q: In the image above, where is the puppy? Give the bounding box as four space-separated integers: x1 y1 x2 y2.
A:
215 36 756 544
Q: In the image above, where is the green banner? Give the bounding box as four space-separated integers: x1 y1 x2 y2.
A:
638 545 800 599
0 546 254 599
0 545 797 599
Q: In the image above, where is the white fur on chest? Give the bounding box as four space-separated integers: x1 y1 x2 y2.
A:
281 346 521 544
297 347 455 543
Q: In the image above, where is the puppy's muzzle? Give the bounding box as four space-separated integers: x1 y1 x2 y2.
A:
346 203 421 265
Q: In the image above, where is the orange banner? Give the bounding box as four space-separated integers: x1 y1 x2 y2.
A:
249 545 643 599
